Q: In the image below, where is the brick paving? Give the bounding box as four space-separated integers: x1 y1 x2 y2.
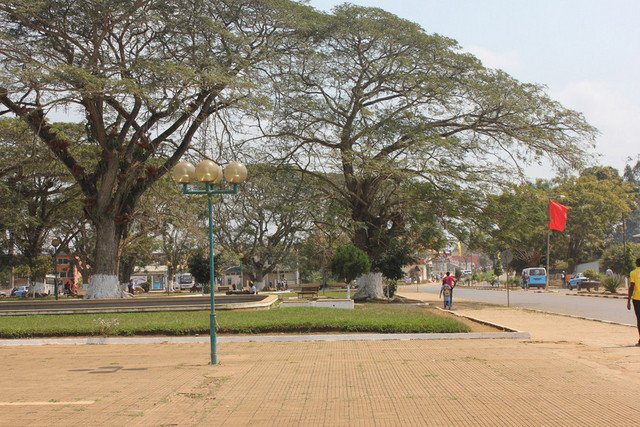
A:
1 291 639 426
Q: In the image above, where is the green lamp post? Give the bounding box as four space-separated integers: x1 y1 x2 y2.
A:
171 159 248 365
51 238 61 300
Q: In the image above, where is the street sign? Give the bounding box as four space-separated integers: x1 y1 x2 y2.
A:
501 250 513 266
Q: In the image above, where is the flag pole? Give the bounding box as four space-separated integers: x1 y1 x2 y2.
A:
546 228 550 291
546 197 551 291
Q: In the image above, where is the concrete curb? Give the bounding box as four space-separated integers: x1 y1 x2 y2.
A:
568 293 628 300
0 331 530 347
0 294 279 316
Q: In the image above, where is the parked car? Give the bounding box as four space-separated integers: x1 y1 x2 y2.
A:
567 273 587 290
0 290 8 297
11 285 30 297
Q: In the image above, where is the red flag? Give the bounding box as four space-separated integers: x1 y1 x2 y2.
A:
549 200 568 232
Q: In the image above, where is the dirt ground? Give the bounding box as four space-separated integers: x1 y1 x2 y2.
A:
1 290 639 426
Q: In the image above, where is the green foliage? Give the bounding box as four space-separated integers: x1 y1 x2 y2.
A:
372 240 415 280
602 275 623 294
187 250 209 286
480 271 496 284
583 269 601 281
12 256 52 282
214 164 318 284
492 258 503 278
139 282 150 293
330 245 371 283
557 171 633 269
475 182 548 268
476 170 636 273
454 268 462 281
382 280 398 298
0 0 320 282
0 306 470 338
601 243 640 276
267 4 594 263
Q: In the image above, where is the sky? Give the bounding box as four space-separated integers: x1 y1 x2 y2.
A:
309 0 640 176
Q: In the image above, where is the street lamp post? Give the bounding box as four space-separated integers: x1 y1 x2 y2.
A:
171 159 247 365
51 238 61 300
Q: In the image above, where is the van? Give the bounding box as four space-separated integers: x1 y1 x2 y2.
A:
522 267 546 289
175 273 195 290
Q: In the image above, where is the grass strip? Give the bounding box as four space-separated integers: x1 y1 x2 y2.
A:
0 304 469 338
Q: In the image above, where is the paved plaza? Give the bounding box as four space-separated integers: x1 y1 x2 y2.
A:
1 290 639 426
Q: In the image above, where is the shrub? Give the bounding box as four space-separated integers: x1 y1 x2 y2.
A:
601 242 640 275
583 269 601 281
382 280 397 298
330 244 371 283
505 277 520 288
602 274 623 294
492 259 503 277
93 317 120 336
481 271 495 284
139 282 150 292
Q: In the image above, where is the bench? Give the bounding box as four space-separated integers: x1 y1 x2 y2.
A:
294 285 320 299
217 285 231 292
578 280 600 292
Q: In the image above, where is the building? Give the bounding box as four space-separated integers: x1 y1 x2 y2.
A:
221 266 298 290
132 264 168 291
54 251 82 287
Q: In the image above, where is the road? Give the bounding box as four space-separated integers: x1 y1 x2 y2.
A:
416 284 636 325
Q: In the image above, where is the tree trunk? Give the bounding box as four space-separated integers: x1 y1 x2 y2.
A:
85 216 123 299
354 272 384 301
119 255 135 284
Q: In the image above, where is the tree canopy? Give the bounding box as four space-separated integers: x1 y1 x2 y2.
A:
0 0 318 297
263 4 596 263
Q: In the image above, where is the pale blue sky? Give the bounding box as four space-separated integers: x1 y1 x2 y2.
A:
309 0 640 175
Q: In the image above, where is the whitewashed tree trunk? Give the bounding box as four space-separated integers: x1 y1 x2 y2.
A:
84 216 124 299
85 274 124 299
354 272 385 301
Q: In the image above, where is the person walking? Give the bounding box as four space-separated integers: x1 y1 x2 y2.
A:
626 257 640 346
442 271 456 307
439 282 452 309
522 270 529 290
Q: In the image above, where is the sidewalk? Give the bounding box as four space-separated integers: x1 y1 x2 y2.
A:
1 291 639 426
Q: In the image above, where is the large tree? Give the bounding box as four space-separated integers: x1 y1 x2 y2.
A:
264 5 596 261
0 0 316 297
557 167 633 270
0 118 80 280
479 182 549 269
214 164 316 284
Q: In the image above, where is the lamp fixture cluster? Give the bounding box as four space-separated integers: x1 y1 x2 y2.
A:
171 160 248 184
